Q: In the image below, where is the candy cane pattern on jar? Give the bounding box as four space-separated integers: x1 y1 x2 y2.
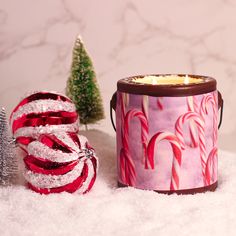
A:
157 97 164 110
119 109 149 186
124 109 149 169
120 93 125 130
141 95 149 166
147 132 182 190
200 93 217 146
175 111 207 185
142 95 149 119
123 93 129 108
118 92 126 179
119 92 130 137
119 93 136 185
119 148 136 186
186 96 199 148
205 147 218 185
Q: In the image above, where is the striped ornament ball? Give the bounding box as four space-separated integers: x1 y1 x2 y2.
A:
10 91 79 150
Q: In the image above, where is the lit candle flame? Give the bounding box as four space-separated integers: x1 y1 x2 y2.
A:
133 75 203 85
152 77 157 85
184 75 189 84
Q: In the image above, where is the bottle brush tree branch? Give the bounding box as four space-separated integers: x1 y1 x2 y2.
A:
0 107 18 185
66 35 105 126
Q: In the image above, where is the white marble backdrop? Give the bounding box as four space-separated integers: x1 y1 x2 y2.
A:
0 0 235 151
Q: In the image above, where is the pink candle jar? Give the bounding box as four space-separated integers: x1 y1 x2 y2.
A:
110 74 223 194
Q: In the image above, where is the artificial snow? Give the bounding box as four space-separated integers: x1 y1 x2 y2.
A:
0 130 235 236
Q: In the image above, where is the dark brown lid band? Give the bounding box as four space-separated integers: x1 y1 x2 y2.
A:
118 181 217 195
117 74 217 97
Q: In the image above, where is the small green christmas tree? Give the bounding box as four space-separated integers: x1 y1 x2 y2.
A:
66 35 104 129
0 107 18 185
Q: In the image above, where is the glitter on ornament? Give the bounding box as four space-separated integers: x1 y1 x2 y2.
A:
24 132 98 194
27 133 88 163
24 160 85 188
10 91 79 147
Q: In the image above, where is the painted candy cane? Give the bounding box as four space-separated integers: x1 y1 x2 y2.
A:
125 109 149 169
157 97 164 110
175 111 207 184
120 92 130 134
147 132 182 190
125 109 148 163
120 93 126 129
205 147 218 185
119 92 128 183
120 109 149 185
119 148 136 186
200 94 217 146
119 92 135 185
141 95 149 166
123 92 129 108
142 95 149 119
187 96 199 148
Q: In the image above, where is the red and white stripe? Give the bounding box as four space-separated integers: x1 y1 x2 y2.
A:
10 91 79 148
119 109 149 186
175 111 207 184
142 95 149 119
141 95 149 166
147 132 182 190
200 94 217 146
27 132 87 163
119 92 126 180
157 97 164 110
24 159 85 189
24 132 98 194
24 156 97 193
14 122 79 149
10 100 75 127
186 96 199 148
119 93 136 185
124 109 149 169
77 155 98 194
119 148 136 186
27 155 98 194
205 147 218 186
120 93 126 132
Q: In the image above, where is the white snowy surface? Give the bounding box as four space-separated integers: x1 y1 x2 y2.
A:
0 130 236 236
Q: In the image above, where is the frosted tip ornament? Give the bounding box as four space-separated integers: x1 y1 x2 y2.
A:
23 131 98 194
10 91 79 150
